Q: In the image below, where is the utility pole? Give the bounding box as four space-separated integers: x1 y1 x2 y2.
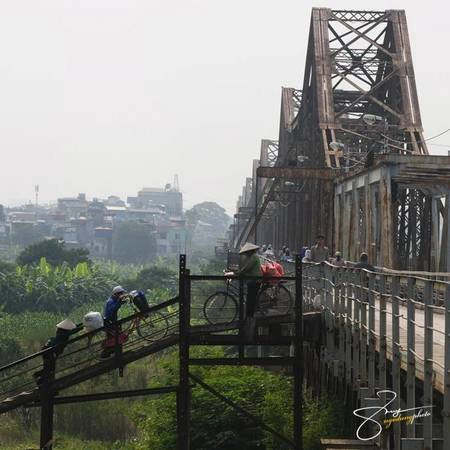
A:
35 184 39 208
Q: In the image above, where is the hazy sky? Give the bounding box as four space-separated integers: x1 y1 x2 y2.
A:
1 0 448 214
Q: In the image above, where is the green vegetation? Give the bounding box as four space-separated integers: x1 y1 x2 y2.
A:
130 348 345 450
0 253 345 449
0 257 113 313
17 239 91 267
11 223 46 247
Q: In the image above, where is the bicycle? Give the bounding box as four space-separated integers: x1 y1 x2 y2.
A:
203 278 293 325
88 295 169 360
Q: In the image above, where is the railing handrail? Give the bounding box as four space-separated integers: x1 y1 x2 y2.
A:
188 274 295 281
0 295 179 374
303 260 450 287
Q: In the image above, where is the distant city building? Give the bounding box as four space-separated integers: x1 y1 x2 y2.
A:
1 182 189 260
131 185 183 216
57 193 88 219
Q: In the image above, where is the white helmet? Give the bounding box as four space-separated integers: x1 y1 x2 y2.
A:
112 286 126 295
56 319 77 331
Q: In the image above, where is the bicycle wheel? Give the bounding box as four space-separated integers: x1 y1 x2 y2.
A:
257 284 292 316
203 292 238 325
137 311 169 342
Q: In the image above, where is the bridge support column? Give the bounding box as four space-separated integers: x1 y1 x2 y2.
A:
39 351 55 450
40 393 54 450
178 255 191 450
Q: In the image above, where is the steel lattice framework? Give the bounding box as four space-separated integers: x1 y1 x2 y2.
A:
297 9 428 170
230 8 450 271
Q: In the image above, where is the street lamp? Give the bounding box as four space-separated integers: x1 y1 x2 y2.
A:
329 141 345 152
362 114 384 126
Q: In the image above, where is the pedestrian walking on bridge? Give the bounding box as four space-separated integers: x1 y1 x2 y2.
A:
310 234 330 263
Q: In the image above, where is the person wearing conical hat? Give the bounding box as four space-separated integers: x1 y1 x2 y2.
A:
44 319 79 354
34 318 80 384
225 242 261 338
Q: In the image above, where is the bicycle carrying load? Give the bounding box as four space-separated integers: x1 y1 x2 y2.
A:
261 261 284 277
261 261 284 285
83 312 104 332
130 290 150 312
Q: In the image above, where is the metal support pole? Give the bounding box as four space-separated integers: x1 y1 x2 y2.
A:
294 255 303 450
178 255 190 450
238 278 245 359
39 351 55 450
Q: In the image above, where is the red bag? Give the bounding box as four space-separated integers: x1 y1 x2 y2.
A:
274 262 285 276
103 332 129 348
261 262 284 284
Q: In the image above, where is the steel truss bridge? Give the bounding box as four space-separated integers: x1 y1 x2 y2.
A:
2 7 450 450
231 8 450 273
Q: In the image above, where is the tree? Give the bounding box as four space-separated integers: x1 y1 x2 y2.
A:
11 224 45 247
131 348 346 450
0 259 15 273
17 239 90 267
185 202 231 255
112 222 156 264
133 265 177 294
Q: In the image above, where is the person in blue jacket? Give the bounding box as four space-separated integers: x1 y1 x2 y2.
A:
101 286 127 358
104 286 127 324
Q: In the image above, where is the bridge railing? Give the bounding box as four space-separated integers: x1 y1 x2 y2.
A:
0 296 179 405
302 261 450 449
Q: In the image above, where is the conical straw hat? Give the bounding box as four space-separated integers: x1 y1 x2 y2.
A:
239 242 260 254
56 319 77 331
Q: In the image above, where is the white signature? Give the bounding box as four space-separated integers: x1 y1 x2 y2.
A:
353 390 434 441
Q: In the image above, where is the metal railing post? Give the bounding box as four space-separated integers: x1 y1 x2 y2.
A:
294 255 303 450
423 280 433 449
359 271 368 389
345 268 353 393
338 268 346 364
379 274 387 393
325 264 335 359
443 284 450 450
352 270 360 392
367 272 375 396
391 275 401 450
406 277 416 439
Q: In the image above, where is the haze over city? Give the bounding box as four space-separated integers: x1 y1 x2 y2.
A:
1 0 449 214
